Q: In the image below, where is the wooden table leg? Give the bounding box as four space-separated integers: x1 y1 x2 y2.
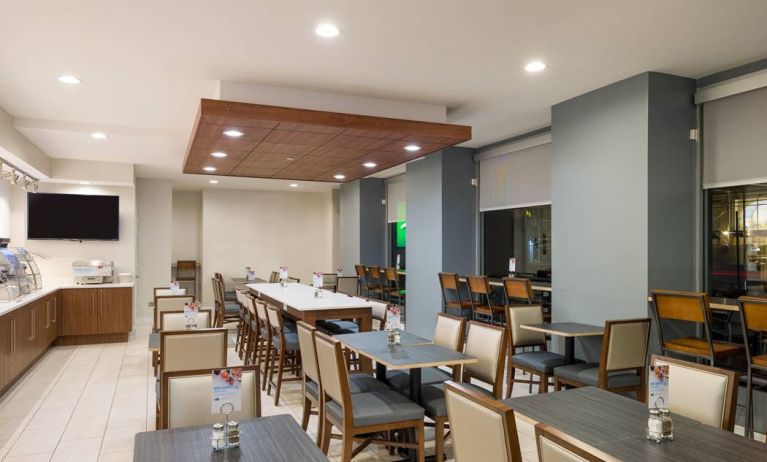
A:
357 313 373 373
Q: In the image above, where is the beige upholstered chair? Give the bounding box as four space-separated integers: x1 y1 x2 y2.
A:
234 288 249 358
505 304 565 397
160 366 260 429
159 328 228 373
265 305 301 406
650 354 738 430
254 300 271 390
154 295 195 330
159 309 212 331
314 331 425 462
444 381 522 462
337 276 360 296
154 287 187 297
535 424 616 462
554 319 651 401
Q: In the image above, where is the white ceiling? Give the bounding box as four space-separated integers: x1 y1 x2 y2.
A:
1 0 766 190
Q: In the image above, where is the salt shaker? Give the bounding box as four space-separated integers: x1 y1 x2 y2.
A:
646 408 663 443
660 408 673 441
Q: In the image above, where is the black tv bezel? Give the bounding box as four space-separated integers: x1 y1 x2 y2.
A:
26 192 120 241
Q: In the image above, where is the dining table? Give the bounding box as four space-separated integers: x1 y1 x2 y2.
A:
133 414 328 461
503 386 766 461
520 322 604 364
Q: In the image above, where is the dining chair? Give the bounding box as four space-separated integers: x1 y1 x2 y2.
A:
366 265 385 300
420 321 507 461
322 273 339 291
265 305 302 406
535 423 617 462
269 270 280 283
383 267 406 308
387 313 466 392
175 260 197 296
254 299 271 390
159 365 260 429
159 309 212 331
234 288 250 358
504 304 566 398
314 331 426 462
554 318 651 401
211 277 239 327
737 296 767 438
438 272 473 319
153 286 187 297
444 380 522 462
354 265 370 297
650 290 742 366
650 354 738 431
337 276 360 296
214 271 237 301
502 277 534 304
154 295 195 331
467 275 505 325
287 276 301 283
241 294 261 366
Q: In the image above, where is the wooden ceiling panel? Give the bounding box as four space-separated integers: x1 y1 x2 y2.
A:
184 99 471 183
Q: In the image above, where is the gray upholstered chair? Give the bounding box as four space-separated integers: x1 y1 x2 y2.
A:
265 305 302 406
314 331 425 461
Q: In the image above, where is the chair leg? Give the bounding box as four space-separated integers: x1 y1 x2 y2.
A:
435 417 445 462
746 372 754 439
539 373 549 394
505 365 516 399
555 377 562 391
274 349 285 406
341 431 354 462
320 417 332 454
300 396 312 431
416 421 426 462
263 346 272 392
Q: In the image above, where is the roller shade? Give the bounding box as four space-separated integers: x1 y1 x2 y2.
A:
703 86 767 188
479 142 551 211
387 176 406 223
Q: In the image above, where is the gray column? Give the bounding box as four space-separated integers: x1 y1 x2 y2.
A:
339 178 386 275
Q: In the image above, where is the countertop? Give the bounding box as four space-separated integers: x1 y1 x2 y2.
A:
0 277 134 316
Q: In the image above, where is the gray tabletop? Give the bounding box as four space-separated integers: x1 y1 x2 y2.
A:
133 414 328 461
521 322 604 337
336 330 430 348
503 387 766 461
148 332 159 352
336 332 477 370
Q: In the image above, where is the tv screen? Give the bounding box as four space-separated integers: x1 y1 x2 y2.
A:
27 193 119 240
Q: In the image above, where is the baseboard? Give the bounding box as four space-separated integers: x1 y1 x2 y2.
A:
55 333 129 346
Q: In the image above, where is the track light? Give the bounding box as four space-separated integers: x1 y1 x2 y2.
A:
1 159 39 191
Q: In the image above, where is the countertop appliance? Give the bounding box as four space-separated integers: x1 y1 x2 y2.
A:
12 247 42 290
0 240 29 300
72 260 114 284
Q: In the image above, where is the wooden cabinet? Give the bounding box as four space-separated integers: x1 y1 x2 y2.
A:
0 314 12 390
61 287 132 337
98 287 132 334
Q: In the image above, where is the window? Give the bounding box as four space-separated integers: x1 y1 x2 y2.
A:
389 220 406 269
707 183 767 298
481 205 551 280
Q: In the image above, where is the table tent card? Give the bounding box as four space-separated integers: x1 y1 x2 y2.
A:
279 266 288 280
169 280 182 294
396 254 401 270
508 257 516 274
336 268 343 277
312 272 323 288
648 364 669 408
184 301 200 328
245 267 256 281
211 368 243 413
386 306 403 330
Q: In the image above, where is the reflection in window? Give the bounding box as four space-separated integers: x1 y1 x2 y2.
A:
482 205 551 280
708 184 767 298
389 220 406 269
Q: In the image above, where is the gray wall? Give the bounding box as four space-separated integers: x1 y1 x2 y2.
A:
359 178 386 266
339 181 360 275
442 147 477 275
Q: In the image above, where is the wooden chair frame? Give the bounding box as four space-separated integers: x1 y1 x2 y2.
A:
158 309 213 331
266 305 302 406
383 267 405 308
439 272 472 319
461 321 508 398
501 277 534 305
466 275 505 325
315 331 425 462
153 294 195 331
354 265 370 297
444 380 523 462
159 328 228 373
159 365 261 429
737 295 767 438
650 354 739 431
535 423 618 462
297 321 324 445
555 319 651 401
504 304 552 398
366 265 385 300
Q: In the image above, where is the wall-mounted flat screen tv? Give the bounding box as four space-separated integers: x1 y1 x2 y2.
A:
27 192 119 241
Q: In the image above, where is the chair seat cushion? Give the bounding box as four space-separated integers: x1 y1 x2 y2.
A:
664 337 743 357
305 379 320 401
386 367 453 392
224 302 240 314
224 290 237 301
753 354 767 368
273 332 300 352
317 320 359 334
325 390 424 427
349 373 391 394
553 363 641 388
420 382 494 417
511 351 570 374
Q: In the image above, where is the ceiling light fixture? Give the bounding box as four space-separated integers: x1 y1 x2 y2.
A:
203 166 216 172
80 181 91 185
315 23 340 38
404 144 421 152
286 157 295 161
57 74 81 84
91 132 108 140
209 180 219 184
223 129 244 137
363 162 377 168
524 60 546 72
1 159 39 191
289 183 299 188
334 174 346 180
211 151 228 158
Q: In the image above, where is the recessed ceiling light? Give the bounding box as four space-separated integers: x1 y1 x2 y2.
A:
315 23 340 38
211 151 228 158
209 180 218 184
91 132 107 140
80 181 91 185
524 60 546 72
286 157 295 161
57 75 81 84
203 166 216 172
404 144 421 152
289 183 299 188
334 174 346 180
363 162 377 168
223 129 244 137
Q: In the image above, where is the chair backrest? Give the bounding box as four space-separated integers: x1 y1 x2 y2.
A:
160 328 228 373
255 300 268 327
154 295 195 329
651 290 709 323
384 267 399 283
502 277 533 304
314 331 351 412
444 381 522 462
600 318 651 374
371 301 388 331
287 276 301 283
161 365 259 429
467 275 491 297
159 309 212 331
337 276 360 296
176 260 196 280
650 354 738 430
269 271 280 283
738 296 767 368
433 313 465 351
505 305 546 348
322 273 339 290
266 305 284 339
463 321 507 397
296 321 321 385
154 287 187 297
535 424 616 462
368 265 382 284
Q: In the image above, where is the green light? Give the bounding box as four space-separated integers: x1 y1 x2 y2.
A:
396 220 407 247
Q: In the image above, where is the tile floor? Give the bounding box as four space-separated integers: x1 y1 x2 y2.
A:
0 325 548 461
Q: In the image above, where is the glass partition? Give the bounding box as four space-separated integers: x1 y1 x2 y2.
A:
389 220 406 270
481 205 551 280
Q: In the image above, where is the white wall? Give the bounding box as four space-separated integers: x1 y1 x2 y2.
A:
136 179 172 322
172 191 201 262
201 189 334 306
0 181 9 239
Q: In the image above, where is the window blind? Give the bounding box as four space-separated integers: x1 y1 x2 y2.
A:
479 142 551 211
